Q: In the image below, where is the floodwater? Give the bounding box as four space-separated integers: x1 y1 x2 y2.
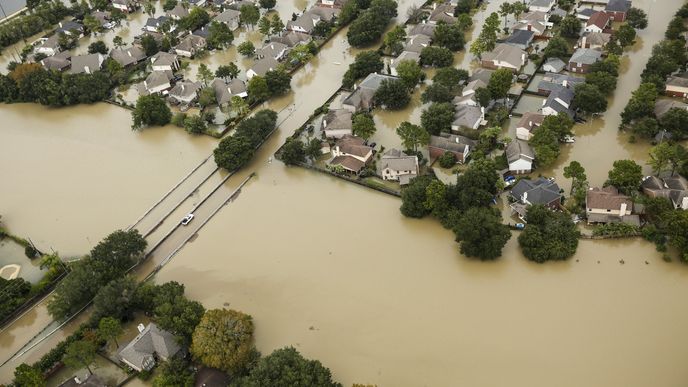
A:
2 0 688 386
0 0 25 19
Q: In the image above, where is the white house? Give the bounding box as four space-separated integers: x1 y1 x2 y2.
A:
377 149 419 185
35 35 61 57
528 0 555 13
150 51 179 72
139 70 174 95
516 112 545 141
541 86 574 117
214 9 241 30
586 186 633 223
320 109 353 139
506 140 535 174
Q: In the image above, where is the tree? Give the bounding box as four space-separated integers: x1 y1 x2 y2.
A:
432 67 468 91
58 32 78 51
433 22 465 51
140 34 160 56
305 138 323 160
474 87 491 107
648 142 674 176
630 116 659 139
238 41 255 57
231 95 249 116
153 357 195 387
400 175 433 218
259 0 276 8
346 0 397 47
271 14 285 36
112 35 124 49
98 317 123 348
518 205 580 263
184 115 208 134
573 83 607 114
84 14 102 34
499 1 513 29
487 68 512 103
421 83 453 103
258 15 272 36
420 46 454 67
395 60 423 89
163 0 178 11
93 276 137 321
563 161 588 209
216 63 240 80
559 15 581 38
87 40 108 54
469 12 500 59
453 207 511 260
563 161 587 191
606 159 642 195
352 113 376 139
659 107 688 139
396 121 429 152
384 25 406 54
191 309 257 375
197 63 214 86
207 21 234 49
617 23 636 47
373 79 410 110
606 38 623 55
281 138 306 165
63 340 97 375
543 36 569 60
265 69 292 96
132 94 172 130
236 347 341 387
585 71 617 95
626 7 648 29
179 7 210 31
13 364 45 387
621 83 657 125
240 4 260 28
438 151 456 168
342 51 383 88
421 102 454 135
247 76 270 103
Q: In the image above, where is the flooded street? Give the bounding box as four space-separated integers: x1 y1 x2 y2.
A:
1 0 688 385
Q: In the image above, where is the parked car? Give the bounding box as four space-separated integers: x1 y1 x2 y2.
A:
562 135 575 143
181 213 194 226
515 223 525 230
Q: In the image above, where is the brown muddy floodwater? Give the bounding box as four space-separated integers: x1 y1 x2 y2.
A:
2 0 688 385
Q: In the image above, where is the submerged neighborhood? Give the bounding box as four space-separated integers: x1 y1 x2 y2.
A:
1 0 688 385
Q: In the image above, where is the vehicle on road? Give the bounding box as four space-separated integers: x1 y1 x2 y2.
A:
181 214 194 226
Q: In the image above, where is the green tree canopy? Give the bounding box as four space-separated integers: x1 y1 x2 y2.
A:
98 317 123 348
626 7 648 29
240 4 260 28
342 51 384 88
236 347 342 387
453 207 511 260
281 138 306 165
421 83 453 103
420 46 454 67
14 364 45 387
62 340 97 375
621 82 657 125
395 59 423 89
400 175 433 218
352 113 376 139
487 68 512 102
542 36 569 60
433 22 465 51
396 121 430 152
421 102 454 135
132 94 172 130
432 67 468 91
559 15 581 38
606 159 643 195
573 83 607 114
518 205 580 263
373 79 410 110
153 357 195 387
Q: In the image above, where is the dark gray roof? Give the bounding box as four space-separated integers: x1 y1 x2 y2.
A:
504 29 535 46
408 23 436 38
57 20 84 34
577 8 596 17
192 24 210 38
119 323 181 371
569 48 602 65
505 140 534 164
543 57 565 72
110 46 146 67
342 73 398 110
429 134 475 153
543 85 574 117
249 57 279 77
70 53 103 74
145 16 169 29
511 177 561 205
605 0 631 12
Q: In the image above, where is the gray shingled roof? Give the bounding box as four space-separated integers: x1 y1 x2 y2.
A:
511 177 561 205
504 29 534 46
429 134 475 153
249 57 279 77
605 0 631 12
452 104 483 129
506 140 534 164
70 53 103 74
569 48 602 65
110 46 146 67
119 323 180 371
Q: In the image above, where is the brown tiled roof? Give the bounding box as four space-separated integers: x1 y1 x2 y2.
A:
336 135 372 158
587 11 610 29
329 155 365 172
586 186 632 211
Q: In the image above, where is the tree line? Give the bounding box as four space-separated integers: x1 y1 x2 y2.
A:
0 2 73 51
214 109 278 171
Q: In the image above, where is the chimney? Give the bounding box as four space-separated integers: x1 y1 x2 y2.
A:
620 202 627 215
137 323 145 333
523 191 528 203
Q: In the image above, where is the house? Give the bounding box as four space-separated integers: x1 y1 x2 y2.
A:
214 9 241 30
654 99 688 119
528 0 555 13
428 3 456 24
342 72 398 112
542 57 566 73
327 135 374 173
577 31 611 49
246 57 280 79
506 140 535 174
138 70 174 95
188 0 207 7
119 323 182 372
537 73 585 95
513 11 549 35
481 43 526 72
550 7 567 18
168 81 202 104
212 78 247 105
642 175 688 210
377 149 419 185
110 46 146 67
541 86 574 117
586 186 638 224
192 25 210 39
403 34 431 54
462 78 487 96
150 51 180 72
271 31 312 47
408 23 436 38
510 177 562 210
35 35 61 56
428 134 475 164
390 51 420 77
567 48 602 73
256 42 289 61
70 53 104 74
320 109 353 138
319 0 351 8
57 20 84 36
584 11 610 33
516 112 545 141
605 0 632 22
92 11 113 29
40 51 71 71
453 93 479 107
227 0 256 11
174 34 206 57
112 0 139 12
504 29 535 50
287 7 338 34
451 104 484 131
144 16 170 33
665 73 688 98
576 8 596 21
167 4 189 20
57 373 106 387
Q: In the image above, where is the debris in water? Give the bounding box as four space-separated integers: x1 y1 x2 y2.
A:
576 259 579 262
619 259 625 265
223 302 230 307
309 326 315 330
645 261 649 265
597 261 600 264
